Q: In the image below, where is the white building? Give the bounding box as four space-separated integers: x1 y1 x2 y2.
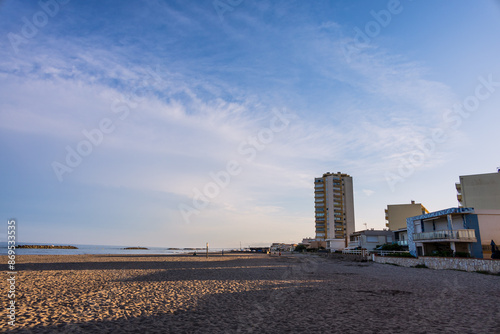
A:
314 172 355 250
348 229 393 251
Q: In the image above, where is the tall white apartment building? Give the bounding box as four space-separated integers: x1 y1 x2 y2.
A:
314 172 355 250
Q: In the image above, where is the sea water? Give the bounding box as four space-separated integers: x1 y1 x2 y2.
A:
0 242 230 256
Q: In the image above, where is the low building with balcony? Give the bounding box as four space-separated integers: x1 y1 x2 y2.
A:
393 228 409 248
406 207 483 258
348 229 393 251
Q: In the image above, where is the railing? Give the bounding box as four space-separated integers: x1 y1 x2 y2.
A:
413 229 476 242
342 249 369 257
371 250 410 256
342 249 411 257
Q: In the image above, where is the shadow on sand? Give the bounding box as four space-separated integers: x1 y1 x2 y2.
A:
9 280 328 333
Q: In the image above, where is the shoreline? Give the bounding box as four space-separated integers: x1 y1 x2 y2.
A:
1 253 499 333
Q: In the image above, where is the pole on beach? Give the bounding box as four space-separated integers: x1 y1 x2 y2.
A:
206 242 209 259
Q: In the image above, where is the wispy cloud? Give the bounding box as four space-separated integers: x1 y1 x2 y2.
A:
1 0 497 246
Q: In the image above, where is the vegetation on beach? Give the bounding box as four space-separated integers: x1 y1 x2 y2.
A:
17 245 78 249
383 252 415 258
375 243 407 251
294 244 308 252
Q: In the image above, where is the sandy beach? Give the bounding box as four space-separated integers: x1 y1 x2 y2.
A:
1 253 499 333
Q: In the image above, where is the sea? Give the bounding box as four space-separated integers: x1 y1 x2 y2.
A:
0 242 233 256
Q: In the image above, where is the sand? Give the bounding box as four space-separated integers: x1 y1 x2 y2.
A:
1 253 499 333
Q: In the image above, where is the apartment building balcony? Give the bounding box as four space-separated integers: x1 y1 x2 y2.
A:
413 229 476 243
347 241 360 248
397 240 408 246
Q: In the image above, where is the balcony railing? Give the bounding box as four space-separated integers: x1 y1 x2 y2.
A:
413 229 476 242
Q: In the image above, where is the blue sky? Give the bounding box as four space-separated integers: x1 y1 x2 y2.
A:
1 0 500 248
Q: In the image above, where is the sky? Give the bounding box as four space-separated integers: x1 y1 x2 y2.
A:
1 0 500 248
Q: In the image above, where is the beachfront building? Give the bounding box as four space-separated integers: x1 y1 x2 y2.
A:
348 229 393 251
270 243 296 252
314 172 355 250
249 246 270 253
301 237 315 246
385 201 429 230
298 238 316 249
406 207 483 258
393 228 409 249
456 171 500 210
471 210 500 257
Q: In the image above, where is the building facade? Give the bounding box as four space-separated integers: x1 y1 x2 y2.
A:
472 210 500 256
456 171 500 210
393 228 409 248
348 229 393 251
385 201 428 231
314 172 355 250
406 207 483 258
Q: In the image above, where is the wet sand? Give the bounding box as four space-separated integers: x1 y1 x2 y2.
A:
1 253 499 333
